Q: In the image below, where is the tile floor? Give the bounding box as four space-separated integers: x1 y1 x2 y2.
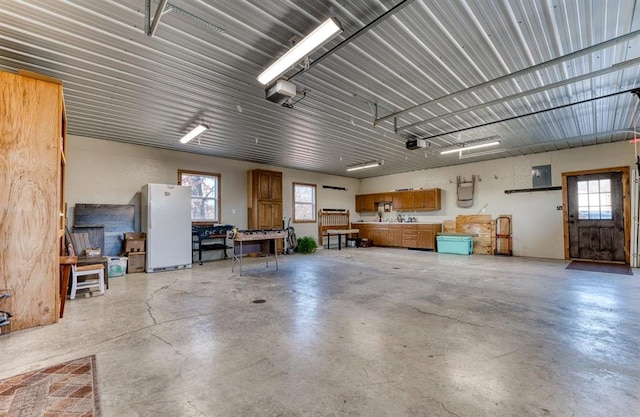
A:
1 248 638 417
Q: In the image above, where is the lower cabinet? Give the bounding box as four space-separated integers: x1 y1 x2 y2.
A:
388 225 403 247
370 227 389 246
416 224 442 250
354 223 441 249
403 225 418 248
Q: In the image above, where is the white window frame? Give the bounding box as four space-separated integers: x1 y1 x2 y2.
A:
293 182 317 223
178 169 221 224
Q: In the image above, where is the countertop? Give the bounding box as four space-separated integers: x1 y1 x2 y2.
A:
353 221 441 225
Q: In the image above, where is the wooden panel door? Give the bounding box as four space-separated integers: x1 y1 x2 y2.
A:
364 194 376 211
417 225 434 249
256 170 273 200
257 201 282 228
394 191 412 211
370 227 389 246
388 226 403 247
423 188 441 210
413 190 426 210
256 170 281 200
565 171 626 262
357 224 372 240
269 172 282 201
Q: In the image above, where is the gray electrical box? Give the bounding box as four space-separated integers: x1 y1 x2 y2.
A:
532 165 551 188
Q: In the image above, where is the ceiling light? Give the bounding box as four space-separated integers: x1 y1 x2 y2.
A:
346 161 382 172
257 17 343 85
179 124 209 144
440 141 501 155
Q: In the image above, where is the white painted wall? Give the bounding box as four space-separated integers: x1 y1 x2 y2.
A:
67 136 634 260
66 136 360 259
358 141 635 259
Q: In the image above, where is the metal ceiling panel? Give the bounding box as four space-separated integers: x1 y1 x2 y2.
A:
1 0 639 178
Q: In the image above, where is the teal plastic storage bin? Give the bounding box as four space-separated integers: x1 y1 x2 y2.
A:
436 234 473 255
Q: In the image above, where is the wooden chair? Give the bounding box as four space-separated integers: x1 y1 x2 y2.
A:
68 244 105 299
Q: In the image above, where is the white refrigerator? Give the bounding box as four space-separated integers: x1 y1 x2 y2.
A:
141 184 193 272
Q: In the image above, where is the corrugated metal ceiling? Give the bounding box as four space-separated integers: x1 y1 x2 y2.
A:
1 0 639 178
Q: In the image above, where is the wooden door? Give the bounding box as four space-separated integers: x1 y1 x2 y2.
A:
256 171 273 200
564 169 628 262
417 225 434 249
423 188 441 210
269 172 282 201
394 191 412 210
388 226 403 247
413 190 426 210
355 194 376 212
371 227 388 246
357 224 372 240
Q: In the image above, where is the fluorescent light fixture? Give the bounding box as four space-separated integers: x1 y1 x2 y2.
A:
440 141 501 155
257 17 343 85
179 124 209 144
346 161 381 172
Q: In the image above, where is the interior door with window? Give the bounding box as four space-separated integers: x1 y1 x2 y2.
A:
565 170 626 262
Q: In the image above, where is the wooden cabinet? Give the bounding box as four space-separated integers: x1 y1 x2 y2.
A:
402 225 418 248
387 225 403 247
256 169 282 201
394 191 413 211
375 193 393 203
1 70 66 330
354 223 441 249
414 188 441 211
416 224 442 250
355 189 441 212
370 226 389 246
248 169 283 253
356 224 372 241
355 194 376 212
257 201 282 229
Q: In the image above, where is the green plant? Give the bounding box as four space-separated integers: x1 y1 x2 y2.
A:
296 236 317 254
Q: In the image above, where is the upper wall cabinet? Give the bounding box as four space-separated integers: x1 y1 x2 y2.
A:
355 188 441 212
355 194 376 212
414 188 441 211
255 169 282 201
0 70 66 331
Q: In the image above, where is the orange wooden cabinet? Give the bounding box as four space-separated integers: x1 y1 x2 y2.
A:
402 224 418 248
387 225 403 247
416 223 442 250
355 194 376 212
247 169 284 253
355 188 441 212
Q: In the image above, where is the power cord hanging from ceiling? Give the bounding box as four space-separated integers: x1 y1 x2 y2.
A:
282 91 307 109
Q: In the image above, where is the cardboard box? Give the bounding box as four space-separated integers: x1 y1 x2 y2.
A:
127 252 146 273
124 232 146 253
108 257 127 277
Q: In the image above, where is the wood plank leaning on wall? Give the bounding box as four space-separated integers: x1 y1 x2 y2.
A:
0 70 64 330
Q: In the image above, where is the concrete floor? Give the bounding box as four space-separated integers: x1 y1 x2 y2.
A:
1 248 639 417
